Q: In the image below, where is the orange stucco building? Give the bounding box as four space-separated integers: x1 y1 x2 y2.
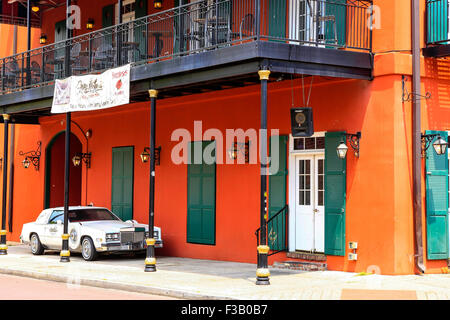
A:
0 0 449 277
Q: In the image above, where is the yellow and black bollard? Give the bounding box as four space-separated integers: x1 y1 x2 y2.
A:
0 114 9 255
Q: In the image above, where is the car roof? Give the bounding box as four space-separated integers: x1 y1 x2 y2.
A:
49 206 108 211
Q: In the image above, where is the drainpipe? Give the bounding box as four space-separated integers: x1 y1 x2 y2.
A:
412 0 425 274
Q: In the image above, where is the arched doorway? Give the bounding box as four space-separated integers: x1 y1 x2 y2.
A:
44 132 83 209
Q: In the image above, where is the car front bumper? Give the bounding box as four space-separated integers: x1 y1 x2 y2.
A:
98 240 163 252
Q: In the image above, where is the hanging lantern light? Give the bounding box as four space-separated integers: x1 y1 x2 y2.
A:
72 155 82 167
39 34 47 44
154 0 163 9
86 18 95 30
140 148 151 163
22 158 31 169
433 136 448 155
336 140 348 159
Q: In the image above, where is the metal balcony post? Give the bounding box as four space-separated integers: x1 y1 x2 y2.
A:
256 69 270 285
145 89 158 272
0 114 9 255
60 113 71 263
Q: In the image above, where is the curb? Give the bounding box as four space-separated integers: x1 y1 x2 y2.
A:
0 267 235 300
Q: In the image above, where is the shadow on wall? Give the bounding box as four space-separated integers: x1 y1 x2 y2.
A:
424 58 450 130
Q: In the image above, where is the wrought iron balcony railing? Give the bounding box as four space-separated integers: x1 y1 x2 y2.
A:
0 0 373 96
426 0 450 45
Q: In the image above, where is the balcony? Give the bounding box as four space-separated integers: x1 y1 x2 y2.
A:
0 0 373 117
424 0 450 57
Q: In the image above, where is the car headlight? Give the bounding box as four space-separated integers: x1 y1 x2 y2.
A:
105 233 120 242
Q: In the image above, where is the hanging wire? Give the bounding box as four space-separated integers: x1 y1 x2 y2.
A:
290 74 295 107
306 76 314 107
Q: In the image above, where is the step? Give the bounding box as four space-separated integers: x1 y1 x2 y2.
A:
272 261 327 272
286 251 327 262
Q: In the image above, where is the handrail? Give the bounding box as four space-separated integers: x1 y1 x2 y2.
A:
255 204 289 256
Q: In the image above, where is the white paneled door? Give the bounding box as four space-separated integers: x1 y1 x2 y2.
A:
294 154 325 252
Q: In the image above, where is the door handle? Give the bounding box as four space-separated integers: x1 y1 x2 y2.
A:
313 209 319 213
49 228 57 233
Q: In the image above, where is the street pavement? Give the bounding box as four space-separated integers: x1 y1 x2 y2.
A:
2 244 450 300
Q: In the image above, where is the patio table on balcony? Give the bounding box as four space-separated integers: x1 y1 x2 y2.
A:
46 56 65 79
193 16 231 47
121 41 141 64
142 30 173 59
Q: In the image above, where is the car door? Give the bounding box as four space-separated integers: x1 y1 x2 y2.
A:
44 210 64 249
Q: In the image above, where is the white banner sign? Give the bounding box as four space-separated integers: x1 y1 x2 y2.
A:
51 64 130 114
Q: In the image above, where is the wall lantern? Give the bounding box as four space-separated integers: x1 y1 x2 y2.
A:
422 134 448 157
154 0 163 9
72 153 91 168
39 34 47 45
86 18 94 30
227 142 250 163
336 132 361 159
31 5 40 12
19 141 42 171
140 147 161 165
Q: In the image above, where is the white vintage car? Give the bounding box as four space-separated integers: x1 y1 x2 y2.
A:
20 206 163 261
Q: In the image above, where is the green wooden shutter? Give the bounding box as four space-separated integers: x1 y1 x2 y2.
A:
174 0 189 54
324 131 346 256
111 147 134 221
55 20 66 62
102 4 115 47
134 0 148 60
187 141 216 245
427 0 448 44
268 136 288 251
426 130 449 260
325 0 346 47
268 0 286 39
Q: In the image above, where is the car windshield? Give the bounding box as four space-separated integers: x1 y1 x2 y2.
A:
68 209 121 222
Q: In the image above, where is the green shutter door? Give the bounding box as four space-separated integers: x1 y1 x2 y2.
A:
102 4 115 46
134 0 148 60
325 0 346 46
268 136 288 251
111 147 134 221
428 0 448 43
268 0 286 39
174 0 189 54
55 20 66 65
324 132 346 256
187 141 216 245
426 130 449 260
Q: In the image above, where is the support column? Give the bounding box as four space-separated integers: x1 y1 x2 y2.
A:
256 69 270 285
60 113 71 263
65 0 72 78
145 89 158 272
0 114 9 255
26 0 31 86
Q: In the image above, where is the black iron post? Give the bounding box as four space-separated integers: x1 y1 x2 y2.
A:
60 113 71 263
26 0 31 86
65 0 72 78
0 114 9 255
256 69 270 285
117 0 123 65
145 89 158 272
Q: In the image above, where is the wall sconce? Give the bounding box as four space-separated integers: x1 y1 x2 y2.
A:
422 133 448 157
72 153 91 168
141 147 161 165
336 132 361 159
86 18 94 30
39 34 47 45
19 141 42 171
154 0 163 9
31 3 40 12
227 142 250 163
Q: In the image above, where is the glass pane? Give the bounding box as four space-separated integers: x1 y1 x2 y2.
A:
305 160 310 173
305 175 310 189
294 138 305 150
318 191 324 206
305 138 315 150
300 175 305 189
318 175 324 190
305 191 311 205
299 191 304 205
318 159 324 174
299 160 304 174
316 137 325 149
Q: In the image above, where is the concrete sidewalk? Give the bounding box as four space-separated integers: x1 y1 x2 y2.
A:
2 244 450 300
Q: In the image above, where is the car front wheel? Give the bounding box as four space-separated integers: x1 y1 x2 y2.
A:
30 234 44 255
81 237 98 261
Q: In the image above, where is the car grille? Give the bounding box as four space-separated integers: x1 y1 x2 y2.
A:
120 231 145 244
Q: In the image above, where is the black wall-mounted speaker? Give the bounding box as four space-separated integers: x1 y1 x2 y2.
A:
290 107 314 137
